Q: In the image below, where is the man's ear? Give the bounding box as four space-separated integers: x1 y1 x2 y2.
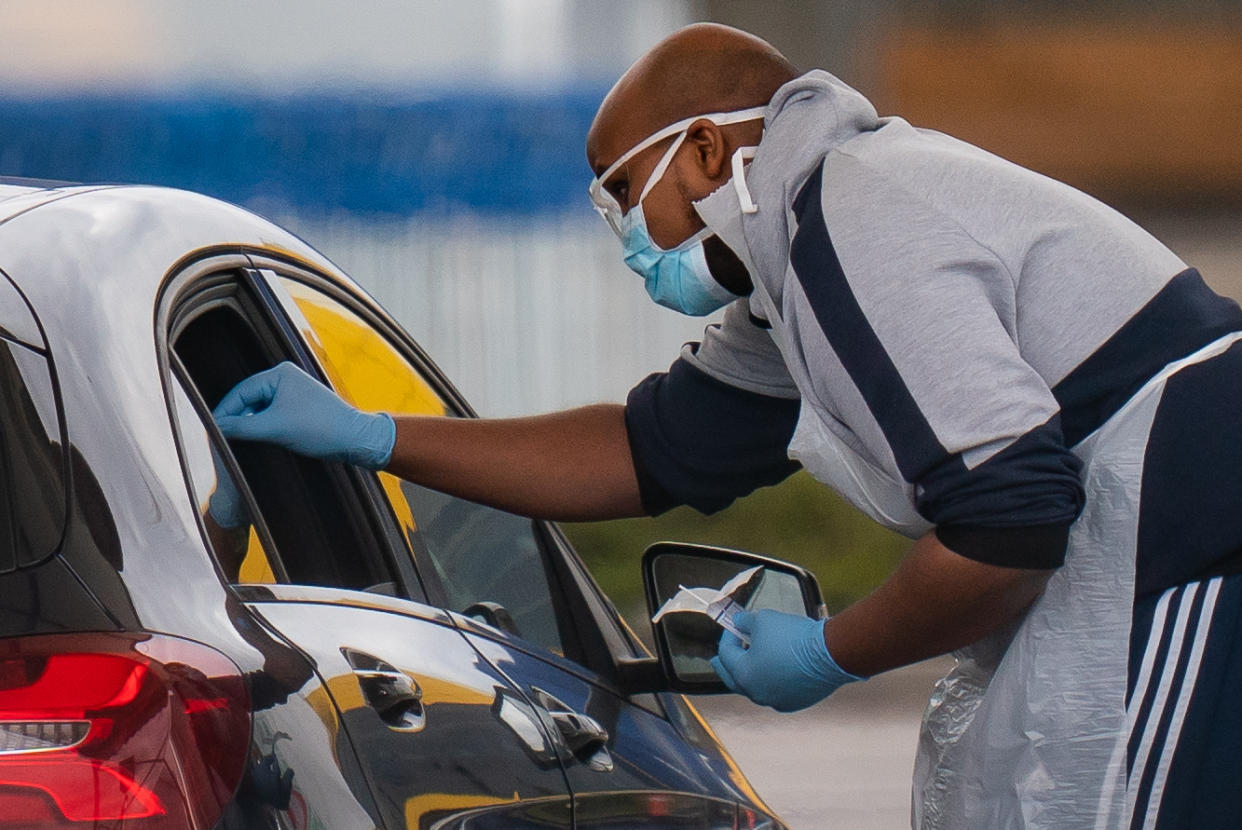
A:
684 119 730 180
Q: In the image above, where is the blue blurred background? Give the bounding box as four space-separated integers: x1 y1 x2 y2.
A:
0 91 603 216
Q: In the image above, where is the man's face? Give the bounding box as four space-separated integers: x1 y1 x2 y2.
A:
590 127 711 251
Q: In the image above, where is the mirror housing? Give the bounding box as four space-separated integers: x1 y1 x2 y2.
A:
640 542 826 694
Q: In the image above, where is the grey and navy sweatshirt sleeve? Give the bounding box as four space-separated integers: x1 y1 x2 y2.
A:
789 157 1084 568
625 300 802 515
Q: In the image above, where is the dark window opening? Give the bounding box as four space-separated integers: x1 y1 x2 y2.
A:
172 290 398 594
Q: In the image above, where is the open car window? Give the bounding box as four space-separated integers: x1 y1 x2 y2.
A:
167 272 420 600
263 272 569 656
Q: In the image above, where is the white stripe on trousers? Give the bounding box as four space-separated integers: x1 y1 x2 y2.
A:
1126 577 1222 829
1127 581 1200 823
1094 589 1175 830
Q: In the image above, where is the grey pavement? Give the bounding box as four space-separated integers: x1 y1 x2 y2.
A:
698 657 953 830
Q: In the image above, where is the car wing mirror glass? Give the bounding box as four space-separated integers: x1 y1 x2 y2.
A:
641 542 827 694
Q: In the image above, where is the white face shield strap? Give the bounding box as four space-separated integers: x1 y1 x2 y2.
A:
588 106 767 237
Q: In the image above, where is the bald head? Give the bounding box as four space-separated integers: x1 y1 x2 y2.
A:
587 23 798 174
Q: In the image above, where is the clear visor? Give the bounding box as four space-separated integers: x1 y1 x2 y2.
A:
588 106 767 237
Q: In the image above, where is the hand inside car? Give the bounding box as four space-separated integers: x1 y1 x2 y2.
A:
206 445 247 529
213 361 396 470
711 608 864 713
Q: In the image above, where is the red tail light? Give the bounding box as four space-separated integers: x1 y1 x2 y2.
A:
0 632 251 828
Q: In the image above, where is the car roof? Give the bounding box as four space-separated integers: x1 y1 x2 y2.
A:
0 183 346 312
0 182 38 203
0 177 78 219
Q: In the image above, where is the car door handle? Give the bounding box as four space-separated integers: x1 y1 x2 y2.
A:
530 686 612 771
548 709 609 756
354 667 426 731
342 648 427 732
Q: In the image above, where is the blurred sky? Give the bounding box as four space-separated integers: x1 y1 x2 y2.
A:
0 0 694 94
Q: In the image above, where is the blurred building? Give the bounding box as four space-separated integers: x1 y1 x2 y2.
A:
706 1 1242 206
2 1 1240 414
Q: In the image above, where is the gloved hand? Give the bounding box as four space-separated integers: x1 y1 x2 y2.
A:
206 446 247 529
710 609 864 712
213 362 396 471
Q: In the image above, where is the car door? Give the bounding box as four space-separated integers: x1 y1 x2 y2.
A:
163 265 574 830
256 265 760 828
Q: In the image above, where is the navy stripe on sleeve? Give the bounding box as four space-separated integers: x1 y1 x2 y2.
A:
789 163 1083 568
917 414 1084 529
936 522 1073 570
625 354 801 516
924 415 1084 568
1053 268 1242 447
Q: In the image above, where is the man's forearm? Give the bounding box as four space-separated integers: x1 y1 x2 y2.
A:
384 403 647 522
823 531 1053 677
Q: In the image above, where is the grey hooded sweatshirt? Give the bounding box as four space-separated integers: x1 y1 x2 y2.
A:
625 70 1241 588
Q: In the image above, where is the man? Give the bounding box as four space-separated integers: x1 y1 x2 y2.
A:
215 23 1242 830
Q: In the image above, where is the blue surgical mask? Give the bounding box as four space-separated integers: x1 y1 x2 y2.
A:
588 106 767 316
619 202 738 316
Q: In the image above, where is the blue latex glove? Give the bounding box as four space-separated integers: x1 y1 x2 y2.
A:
206 446 246 529
213 362 396 470
710 609 864 712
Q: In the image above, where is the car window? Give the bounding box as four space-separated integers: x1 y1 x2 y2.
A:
169 276 411 598
170 373 279 584
0 337 67 574
269 274 566 654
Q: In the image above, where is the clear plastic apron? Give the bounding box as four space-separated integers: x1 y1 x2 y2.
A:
787 332 1242 829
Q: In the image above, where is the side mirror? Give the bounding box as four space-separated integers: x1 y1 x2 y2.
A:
641 542 826 694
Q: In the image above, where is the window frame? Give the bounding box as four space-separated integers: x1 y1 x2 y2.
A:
157 257 425 604
166 352 291 585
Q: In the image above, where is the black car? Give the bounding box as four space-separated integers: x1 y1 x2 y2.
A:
0 180 819 829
